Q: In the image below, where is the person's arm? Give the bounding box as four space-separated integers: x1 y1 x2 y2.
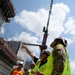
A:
34 56 38 63
22 45 34 60
51 46 66 75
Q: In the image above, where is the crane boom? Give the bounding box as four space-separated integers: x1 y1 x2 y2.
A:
22 0 54 51
41 0 53 50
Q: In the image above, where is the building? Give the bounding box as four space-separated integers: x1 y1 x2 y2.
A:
0 37 34 75
7 41 20 54
0 0 15 30
0 38 17 75
0 0 16 75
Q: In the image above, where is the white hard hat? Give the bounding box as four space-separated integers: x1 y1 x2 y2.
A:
41 50 51 56
19 61 24 65
55 37 67 47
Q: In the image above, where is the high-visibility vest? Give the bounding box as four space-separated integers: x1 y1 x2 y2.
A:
44 44 72 75
12 68 24 75
29 59 47 75
28 69 35 75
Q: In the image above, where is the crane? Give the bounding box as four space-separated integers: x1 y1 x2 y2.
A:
22 0 54 52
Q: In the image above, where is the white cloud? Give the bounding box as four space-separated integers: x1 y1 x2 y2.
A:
0 27 5 34
48 3 70 37
14 3 71 42
8 32 39 44
15 8 48 37
7 32 40 58
6 3 75 55
12 3 75 60
70 60 75 75
52 3 70 22
64 17 75 36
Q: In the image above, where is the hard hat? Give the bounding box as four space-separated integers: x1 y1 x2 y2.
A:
41 50 51 56
19 61 24 65
55 37 67 47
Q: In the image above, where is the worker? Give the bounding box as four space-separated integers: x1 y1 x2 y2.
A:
22 45 51 75
10 61 25 75
27 62 35 75
44 37 72 75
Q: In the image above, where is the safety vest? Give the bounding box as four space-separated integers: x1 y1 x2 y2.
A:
44 44 72 75
29 59 47 75
28 69 35 75
12 68 24 75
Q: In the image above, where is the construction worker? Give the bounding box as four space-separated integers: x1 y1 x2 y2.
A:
10 61 25 75
44 37 72 75
27 62 35 75
22 45 51 75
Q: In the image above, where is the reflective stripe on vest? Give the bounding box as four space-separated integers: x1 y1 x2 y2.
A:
44 44 72 75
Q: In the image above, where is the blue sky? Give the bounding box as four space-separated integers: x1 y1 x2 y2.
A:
0 0 75 74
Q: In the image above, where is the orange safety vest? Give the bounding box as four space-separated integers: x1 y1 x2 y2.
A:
12 68 24 75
